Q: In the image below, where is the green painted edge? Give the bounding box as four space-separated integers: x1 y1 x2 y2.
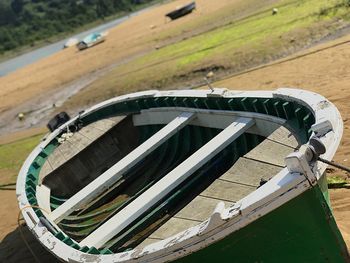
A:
175 185 349 263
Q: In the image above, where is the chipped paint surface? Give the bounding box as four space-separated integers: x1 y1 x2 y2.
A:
317 100 331 110
79 254 102 263
16 88 344 262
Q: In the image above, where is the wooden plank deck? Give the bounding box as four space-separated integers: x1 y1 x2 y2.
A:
267 126 299 148
79 117 254 248
244 139 295 167
51 112 196 224
176 196 233 222
219 158 281 187
39 116 125 182
200 180 255 203
137 126 298 248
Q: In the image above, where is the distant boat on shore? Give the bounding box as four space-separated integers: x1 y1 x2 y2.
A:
166 1 196 20
77 32 108 50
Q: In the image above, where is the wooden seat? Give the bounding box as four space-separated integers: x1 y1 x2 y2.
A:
138 126 298 248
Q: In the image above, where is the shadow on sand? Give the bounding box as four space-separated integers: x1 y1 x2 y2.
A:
0 225 59 263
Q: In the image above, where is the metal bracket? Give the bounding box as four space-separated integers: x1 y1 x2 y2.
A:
285 145 318 185
311 120 333 137
285 136 327 185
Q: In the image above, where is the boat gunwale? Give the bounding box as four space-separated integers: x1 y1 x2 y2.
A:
16 88 343 262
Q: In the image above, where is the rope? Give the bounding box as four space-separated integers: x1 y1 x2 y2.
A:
17 205 51 263
318 157 350 174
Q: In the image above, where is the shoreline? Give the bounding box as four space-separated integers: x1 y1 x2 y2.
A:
0 0 163 76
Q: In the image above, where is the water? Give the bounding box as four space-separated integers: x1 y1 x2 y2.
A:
0 12 140 77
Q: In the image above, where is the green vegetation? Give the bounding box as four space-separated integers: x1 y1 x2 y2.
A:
131 0 348 68
0 0 158 54
71 0 350 107
0 133 44 184
327 176 350 188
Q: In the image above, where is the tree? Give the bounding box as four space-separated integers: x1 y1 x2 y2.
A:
0 2 16 26
11 0 24 14
0 0 152 53
96 0 114 18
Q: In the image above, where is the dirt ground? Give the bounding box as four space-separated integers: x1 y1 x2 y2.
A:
0 0 238 116
330 188 350 249
0 0 349 261
0 0 280 135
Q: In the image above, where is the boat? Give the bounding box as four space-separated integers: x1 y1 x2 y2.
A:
166 2 196 20
77 32 107 50
16 88 349 262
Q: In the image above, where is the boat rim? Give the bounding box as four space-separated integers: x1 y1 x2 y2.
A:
16 88 343 262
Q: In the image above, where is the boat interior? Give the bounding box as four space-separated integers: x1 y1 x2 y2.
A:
26 95 315 255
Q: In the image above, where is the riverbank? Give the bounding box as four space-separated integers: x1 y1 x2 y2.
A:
0 0 164 65
0 0 245 135
2 0 350 135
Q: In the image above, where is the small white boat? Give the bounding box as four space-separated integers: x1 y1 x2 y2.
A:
77 31 108 50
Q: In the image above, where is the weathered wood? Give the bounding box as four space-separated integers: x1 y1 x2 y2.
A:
244 139 295 167
39 158 53 181
220 158 281 187
79 117 254 248
149 218 199 240
136 237 162 248
50 112 196 224
89 116 125 132
39 116 124 182
58 140 81 160
133 108 286 139
175 196 233 222
137 197 233 248
66 132 91 149
78 124 106 141
267 126 299 148
200 180 255 203
46 149 66 172
142 128 293 246
36 185 51 215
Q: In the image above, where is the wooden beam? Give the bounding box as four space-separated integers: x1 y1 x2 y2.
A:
79 117 254 248
49 112 196 223
133 108 285 138
36 185 51 215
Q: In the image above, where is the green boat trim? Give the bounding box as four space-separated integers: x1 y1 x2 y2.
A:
16 88 349 262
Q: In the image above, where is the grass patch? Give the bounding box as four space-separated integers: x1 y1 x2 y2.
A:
0 133 44 185
122 0 340 67
64 0 350 109
153 0 344 67
327 176 350 189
